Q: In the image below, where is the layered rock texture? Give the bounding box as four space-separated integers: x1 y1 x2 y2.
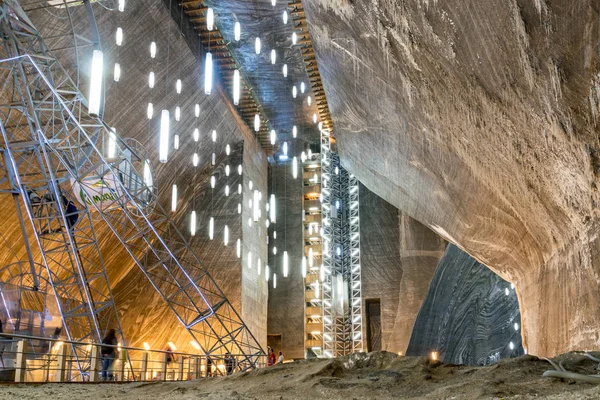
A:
407 244 524 365
304 0 600 356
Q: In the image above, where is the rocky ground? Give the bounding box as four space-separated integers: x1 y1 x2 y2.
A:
1 352 600 399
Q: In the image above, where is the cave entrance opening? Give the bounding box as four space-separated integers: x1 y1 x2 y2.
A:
365 299 381 352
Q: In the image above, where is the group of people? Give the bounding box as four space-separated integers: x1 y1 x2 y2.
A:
267 346 284 366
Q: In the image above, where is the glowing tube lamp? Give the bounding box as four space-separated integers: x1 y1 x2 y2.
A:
224 225 229 246
269 194 276 223
171 184 177 212
88 50 103 116
190 211 197 236
282 64 288 77
292 125 297 138
270 129 276 145
282 141 288 156
207 8 214 31
270 49 276 64
313 113 318 123
176 79 182 94
175 106 181 121
238 165 243 175
292 32 297 45
212 130 217 142
118 0 125 12
233 69 240 105
159 110 169 163
147 103 153 119
271 0 276 5
255 37 261 54
300 82 305 93
234 22 241 41
174 134 179 150
192 153 198 167
225 165 230 176
148 71 155 88
283 10 288 24
211 175 216 189
204 52 213 95
292 156 298 179
254 114 260 132
211 153 216 166
150 41 156 58
292 85 297 98
307 96 312 106
283 251 289 277
113 63 120 82
116 27 123 46
209 217 214 239
266 265 270 281
236 239 241 258
225 185 230 196
193 128 199 142
226 144 231 155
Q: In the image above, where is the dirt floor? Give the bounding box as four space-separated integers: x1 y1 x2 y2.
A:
1 352 600 399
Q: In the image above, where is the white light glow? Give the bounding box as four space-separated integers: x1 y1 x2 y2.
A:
266 265 270 281
150 41 156 58
255 37 261 54
192 153 198 167
270 194 276 223
118 0 125 12
307 96 312 106
195 104 200 118
225 185 230 196
207 8 214 31
283 142 288 156
225 165 230 176
301 151 306 162
171 184 177 212
273 273 277 288
116 27 123 46
211 152 216 166
509 341 515 350
174 134 179 150
292 125 297 138
238 165 243 175
313 113 318 123
514 322 519 331
300 82 305 93
147 103 153 119
234 21 241 41
273 246 277 255
212 130 217 142
236 239 241 258
88 50 103 116
292 156 298 179
148 71 155 88
282 64 288 77
176 79 182 94
271 0 276 6
193 128 199 142
175 106 181 121
113 63 120 82
292 85 297 98
233 69 240 105
226 144 231 155
210 175 216 189
308 248 314 267
204 52 213 95
270 129 276 145
283 10 288 24
318 121 323 130
292 32 298 45
283 251 289 277
209 217 214 239
254 114 260 132
270 49 276 64
238 203 241 213
159 110 169 163
108 128 117 158
190 211 197 235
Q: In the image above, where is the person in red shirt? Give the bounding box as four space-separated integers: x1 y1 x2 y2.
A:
268 347 276 366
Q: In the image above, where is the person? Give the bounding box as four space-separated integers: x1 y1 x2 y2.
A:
268 348 276 366
224 352 234 376
48 326 62 353
100 329 117 381
277 351 284 364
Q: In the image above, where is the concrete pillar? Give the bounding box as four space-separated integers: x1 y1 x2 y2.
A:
177 356 184 381
55 344 67 382
14 340 27 383
140 352 148 381
194 357 201 379
160 353 167 381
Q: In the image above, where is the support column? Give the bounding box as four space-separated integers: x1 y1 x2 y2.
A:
14 340 27 383
56 344 67 382
89 345 100 382
140 352 148 381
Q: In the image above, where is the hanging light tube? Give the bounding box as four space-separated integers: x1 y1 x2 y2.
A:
193 128 199 142
233 69 240 105
265 265 270 281
292 125 297 138
269 194 276 223
116 27 123 46
204 52 213 95
212 130 217 142
192 153 198 167
234 21 241 41
313 113 318 123
226 144 231 155
113 63 120 82
207 8 214 31
270 49 276 64
292 32 297 45
236 239 241 258
148 71 155 88
238 165 243 175
147 103 153 119
174 134 179 150
282 141 288 156
270 129 276 145
118 0 125 12
300 82 306 93
254 114 260 132
292 156 298 179
211 152 216 165
209 217 214 240
273 273 277 288
175 106 181 121
190 211 197 236
88 49 103 116
255 37 261 54
292 85 297 98
283 10 288 24
171 184 177 212
308 247 314 267
225 165 230 176
211 175 216 188
159 110 169 163
225 185 230 196
307 96 312 106
176 79 182 94
282 64 288 77
283 251 289 277
150 41 156 58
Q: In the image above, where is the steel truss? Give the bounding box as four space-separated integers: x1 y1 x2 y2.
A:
319 130 363 358
0 1 264 375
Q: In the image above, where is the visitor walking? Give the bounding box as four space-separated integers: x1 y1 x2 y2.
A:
224 352 234 375
206 355 213 377
277 351 284 364
100 329 117 381
268 348 276 366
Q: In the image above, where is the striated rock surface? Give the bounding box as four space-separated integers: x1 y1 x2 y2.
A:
407 244 524 365
304 0 600 356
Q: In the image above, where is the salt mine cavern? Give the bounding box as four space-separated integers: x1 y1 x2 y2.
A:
0 0 599 398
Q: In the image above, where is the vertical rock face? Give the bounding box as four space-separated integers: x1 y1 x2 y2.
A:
12 0 269 352
267 163 305 360
360 186 445 354
407 244 524 365
304 0 600 355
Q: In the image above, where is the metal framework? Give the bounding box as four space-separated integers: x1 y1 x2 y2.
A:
319 130 363 358
0 0 264 375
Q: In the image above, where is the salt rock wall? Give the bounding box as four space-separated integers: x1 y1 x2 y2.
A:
360 186 446 354
304 0 600 356
407 244 524 365
6 0 270 352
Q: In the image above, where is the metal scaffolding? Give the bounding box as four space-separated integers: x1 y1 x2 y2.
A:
0 0 264 376
319 130 363 358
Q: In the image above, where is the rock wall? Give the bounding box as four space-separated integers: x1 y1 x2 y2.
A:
303 0 600 356
407 244 524 365
4 0 270 352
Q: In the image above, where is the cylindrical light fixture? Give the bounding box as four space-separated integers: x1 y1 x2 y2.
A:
147 103 153 119
193 128 199 142
118 0 125 12
269 194 276 223
282 64 288 77
209 216 214 239
174 134 179 150
283 10 288 24
195 104 200 117
270 49 276 64
255 37 261 54
190 211 197 236
292 125 297 138
300 82 306 93
113 63 121 82
88 49 103 116
148 71 155 88
301 256 307 278
159 110 169 163
192 153 199 167
254 114 260 132
282 141 288 156
211 175 216 188
150 41 156 58
171 184 177 212
176 79 182 94
292 156 298 179
270 129 276 145
207 8 214 31
233 69 240 105
212 130 217 142
283 251 289 277
292 32 297 45
204 52 213 95
116 27 123 46
234 22 241 41
175 106 181 121
224 225 229 246
236 239 241 258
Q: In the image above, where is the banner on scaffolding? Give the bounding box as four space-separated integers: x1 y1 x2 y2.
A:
71 174 124 211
